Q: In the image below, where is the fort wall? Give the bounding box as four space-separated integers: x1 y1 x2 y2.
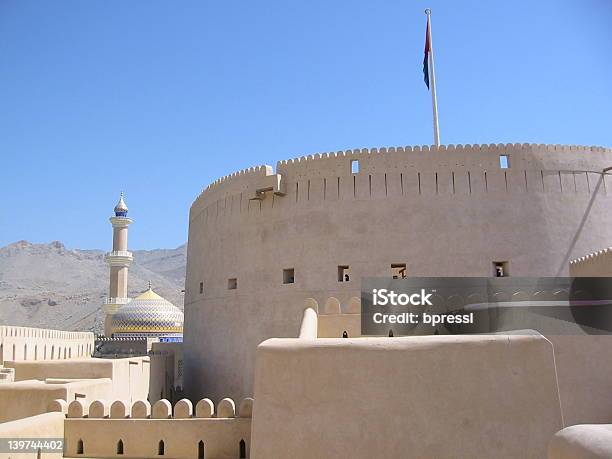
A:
0 378 112 423
184 143 612 401
5 357 149 409
0 326 94 365
62 397 252 459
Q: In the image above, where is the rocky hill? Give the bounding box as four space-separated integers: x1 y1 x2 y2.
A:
0 241 186 334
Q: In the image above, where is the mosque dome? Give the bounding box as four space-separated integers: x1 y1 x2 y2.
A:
114 193 129 217
111 286 183 337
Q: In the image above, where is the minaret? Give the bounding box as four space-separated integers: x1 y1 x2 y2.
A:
102 193 133 336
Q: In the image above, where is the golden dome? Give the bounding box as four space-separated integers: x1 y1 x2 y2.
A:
111 287 183 337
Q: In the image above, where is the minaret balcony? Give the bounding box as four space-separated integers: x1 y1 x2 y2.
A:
109 216 133 228
104 250 134 266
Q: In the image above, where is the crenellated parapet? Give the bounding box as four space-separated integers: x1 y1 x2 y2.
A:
190 143 612 224
0 326 94 364
0 326 93 341
570 247 612 276
61 398 252 459
63 397 253 419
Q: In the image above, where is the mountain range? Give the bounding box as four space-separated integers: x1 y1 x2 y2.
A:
0 240 186 334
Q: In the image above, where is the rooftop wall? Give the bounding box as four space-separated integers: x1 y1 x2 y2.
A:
251 332 563 459
0 326 94 364
5 357 149 404
0 378 112 423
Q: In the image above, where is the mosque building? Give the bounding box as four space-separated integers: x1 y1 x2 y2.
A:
101 194 184 340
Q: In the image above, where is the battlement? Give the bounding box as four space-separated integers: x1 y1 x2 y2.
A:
58 398 252 458
570 247 612 266
0 326 95 364
569 247 612 277
95 337 148 342
0 326 94 341
190 143 612 221
60 397 253 419
277 143 611 166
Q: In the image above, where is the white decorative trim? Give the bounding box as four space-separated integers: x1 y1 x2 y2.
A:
105 251 133 266
109 216 133 228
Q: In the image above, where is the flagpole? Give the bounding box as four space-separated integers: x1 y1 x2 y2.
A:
425 9 441 147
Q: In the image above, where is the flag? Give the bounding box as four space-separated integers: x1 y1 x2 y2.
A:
423 19 431 89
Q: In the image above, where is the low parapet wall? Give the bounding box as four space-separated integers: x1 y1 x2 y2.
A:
548 424 612 459
0 378 112 423
251 332 563 459
6 357 150 403
0 326 94 364
63 398 252 459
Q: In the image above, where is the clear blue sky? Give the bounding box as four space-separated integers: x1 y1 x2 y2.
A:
1 0 610 250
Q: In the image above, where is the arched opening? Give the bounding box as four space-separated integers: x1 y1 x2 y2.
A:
34 345 38 360
69 348 72 358
63 348 67 359
44 346 47 360
158 440 165 456
51 345 55 360
198 441 205 459
12 344 16 360
77 439 84 455
239 439 246 459
24 344 27 360
117 439 124 455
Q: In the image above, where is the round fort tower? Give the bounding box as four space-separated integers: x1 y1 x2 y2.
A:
184 143 612 401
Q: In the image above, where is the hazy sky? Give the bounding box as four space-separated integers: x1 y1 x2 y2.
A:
1 0 610 249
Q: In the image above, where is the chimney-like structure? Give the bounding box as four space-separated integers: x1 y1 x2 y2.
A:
103 193 133 336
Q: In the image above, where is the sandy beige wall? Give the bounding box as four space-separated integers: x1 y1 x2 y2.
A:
184 144 612 402
0 412 65 459
548 424 612 459
63 418 250 459
0 379 112 423
570 248 612 276
547 335 612 426
250 333 563 459
6 358 149 402
0 326 94 364
317 313 360 338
